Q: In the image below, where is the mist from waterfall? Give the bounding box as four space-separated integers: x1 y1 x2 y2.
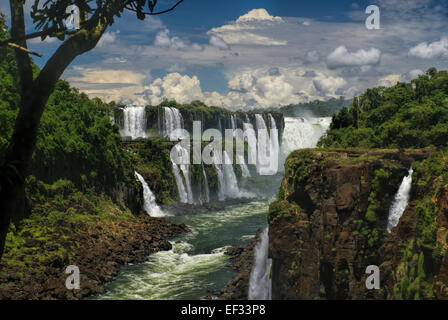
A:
387 168 413 233
135 172 166 217
248 228 272 300
121 106 147 140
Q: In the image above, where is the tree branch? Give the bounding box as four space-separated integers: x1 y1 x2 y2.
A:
7 42 42 57
125 0 184 15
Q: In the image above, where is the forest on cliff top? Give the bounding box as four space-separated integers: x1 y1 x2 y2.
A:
319 68 448 149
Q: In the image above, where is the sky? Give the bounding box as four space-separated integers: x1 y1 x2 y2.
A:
2 0 448 110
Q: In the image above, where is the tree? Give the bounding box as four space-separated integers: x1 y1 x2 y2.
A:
0 0 185 260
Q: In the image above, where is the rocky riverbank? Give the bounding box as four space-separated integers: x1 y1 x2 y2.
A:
0 187 189 300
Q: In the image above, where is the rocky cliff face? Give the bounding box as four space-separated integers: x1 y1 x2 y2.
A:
268 148 447 300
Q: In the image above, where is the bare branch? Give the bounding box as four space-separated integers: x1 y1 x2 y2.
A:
7 42 42 57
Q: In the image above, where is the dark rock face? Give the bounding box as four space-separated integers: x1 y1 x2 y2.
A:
0 215 188 300
268 148 438 300
219 229 263 300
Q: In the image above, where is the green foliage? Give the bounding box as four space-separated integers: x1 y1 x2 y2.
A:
319 69 448 149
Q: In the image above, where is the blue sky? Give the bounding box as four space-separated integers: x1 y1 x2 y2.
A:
1 0 448 110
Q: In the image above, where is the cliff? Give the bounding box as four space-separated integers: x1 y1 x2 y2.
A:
268 148 448 300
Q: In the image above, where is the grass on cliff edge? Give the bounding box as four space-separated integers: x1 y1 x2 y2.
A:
0 178 136 277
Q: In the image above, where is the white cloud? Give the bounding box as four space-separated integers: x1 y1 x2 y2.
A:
209 35 230 50
66 67 149 103
327 46 381 69
408 37 448 59
154 29 203 51
378 74 401 87
313 75 347 95
97 31 120 48
235 9 283 23
142 73 204 105
208 8 287 46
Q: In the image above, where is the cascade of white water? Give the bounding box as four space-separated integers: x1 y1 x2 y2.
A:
248 227 272 300
268 114 279 175
171 144 195 204
280 117 331 164
135 172 165 217
202 167 210 203
238 154 251 178
222 151 241 198
163 107 184 139
243 122 258 166
255 114 275 175
387 168 413 233
121 106 147 139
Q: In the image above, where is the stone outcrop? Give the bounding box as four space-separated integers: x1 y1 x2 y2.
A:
268 148 446 300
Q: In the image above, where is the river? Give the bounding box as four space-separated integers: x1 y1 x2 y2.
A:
94 200 270 300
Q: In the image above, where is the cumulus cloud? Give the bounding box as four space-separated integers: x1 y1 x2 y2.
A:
209 35 230 50
408 37 448 59
208 8 287 46
313 75 347 95
154 29 203 51
326 46 381 69
235 9 284 23
66 67 149 103
378 74 401 87
142 73 204 105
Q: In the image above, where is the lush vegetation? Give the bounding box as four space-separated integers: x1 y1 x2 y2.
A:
319 68 448 148
0 14 137 221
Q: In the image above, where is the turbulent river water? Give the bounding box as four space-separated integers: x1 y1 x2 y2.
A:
95 200 271 300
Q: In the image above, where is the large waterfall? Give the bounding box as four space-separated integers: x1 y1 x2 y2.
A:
135 172 166 217
248 228 272 300
281 117 331 165
387 168 413 233
121 106 147 140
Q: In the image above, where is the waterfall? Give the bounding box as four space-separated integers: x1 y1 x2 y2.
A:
281 117 331 164
230 114 237 131
238 154 251 178
243 122 258 166
387 168 413 233
121 106 147 139
268 114 279 175
135 172 165 217
163 107 184 139
212 150 252 201
255 114 279 175
171 144 195 204
248 228 272 300
202 167 210 203
222 151 240 199
172 163 189 203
